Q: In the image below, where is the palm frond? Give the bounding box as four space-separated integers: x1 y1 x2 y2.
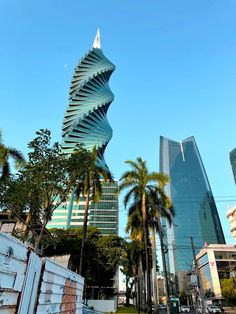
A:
120 170 139 182
123 186 138 208
147 172 169 186
1 162 10 179
125 159 141 171
0 130 3 145
127 198 142 217
8 147 25 163
119 180 137 193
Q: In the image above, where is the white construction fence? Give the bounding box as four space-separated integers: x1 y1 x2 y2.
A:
0 232 84 313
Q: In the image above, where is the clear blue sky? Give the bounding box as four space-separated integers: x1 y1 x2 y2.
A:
1 0 236 243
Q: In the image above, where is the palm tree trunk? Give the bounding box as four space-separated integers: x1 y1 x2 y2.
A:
138 263 141 314
142 193 152 314
125 277 130 306
158 216 170 314
151 223 158 314
79 190 90 275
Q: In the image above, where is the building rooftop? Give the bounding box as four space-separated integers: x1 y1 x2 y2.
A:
196 243 236 259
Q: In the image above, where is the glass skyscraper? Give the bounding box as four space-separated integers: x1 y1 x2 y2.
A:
48 31 118 235
159 136 225 285
230 148 236 185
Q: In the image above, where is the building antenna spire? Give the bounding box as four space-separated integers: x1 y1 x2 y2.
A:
93 29 101 49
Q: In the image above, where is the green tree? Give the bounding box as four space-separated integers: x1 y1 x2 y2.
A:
120 240 145 310
94 235 125 298
0 129 76 251
45 227 124 299
72 146 113 275
0 175 39 241
0 130 25 180
27 129 75 251
221 278 236 306
119 157 166 314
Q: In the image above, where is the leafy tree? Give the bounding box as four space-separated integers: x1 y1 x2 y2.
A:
0 130 25 180
120 240 145 309
0 129 79 251
45 227 125 299
26 129 76 251
119 157 167 314
0 175 39 241
92 235 125 298
72 146 113 275
221 278 236 306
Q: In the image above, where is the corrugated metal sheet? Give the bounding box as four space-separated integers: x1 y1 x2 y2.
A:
36 258 84 314
0 233 28 312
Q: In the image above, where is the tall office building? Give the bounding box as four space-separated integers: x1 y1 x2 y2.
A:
48 30 118 235
160 136 225 288
230 148 236 184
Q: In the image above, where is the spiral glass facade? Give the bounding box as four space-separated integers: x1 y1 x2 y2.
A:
48 31 118 235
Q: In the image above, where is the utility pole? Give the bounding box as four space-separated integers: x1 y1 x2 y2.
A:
190 237 206 314
158 217 170 314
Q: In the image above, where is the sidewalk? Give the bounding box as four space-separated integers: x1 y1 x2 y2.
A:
224 309 236 314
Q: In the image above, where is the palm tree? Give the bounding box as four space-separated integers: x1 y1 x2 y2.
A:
125 201 146 311
121 240 144 309
72 146 112 275
125 183 174 314
119 157 167 314
0 130 25 180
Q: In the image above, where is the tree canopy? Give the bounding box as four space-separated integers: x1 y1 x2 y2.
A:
45 227 126 299
0 129 92 251
221 278 236 305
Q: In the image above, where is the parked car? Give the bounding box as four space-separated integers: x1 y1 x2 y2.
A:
196 306 202 313
181 305 190 313
206 305 221 313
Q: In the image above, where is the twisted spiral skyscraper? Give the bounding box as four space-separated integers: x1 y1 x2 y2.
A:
61 30 115 170
49 31 118 235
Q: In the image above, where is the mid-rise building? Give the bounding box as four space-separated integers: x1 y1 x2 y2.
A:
196 244 236 301
159 136 225 290
226 206 236 242
48 30 118 235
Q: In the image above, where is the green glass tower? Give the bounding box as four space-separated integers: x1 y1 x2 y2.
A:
160 136 225 290
230 148 236 184
48 30 118 235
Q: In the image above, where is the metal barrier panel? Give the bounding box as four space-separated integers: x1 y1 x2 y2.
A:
0 233 85 314
18 252 42 314
0 233 28 313
36 258 84 314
